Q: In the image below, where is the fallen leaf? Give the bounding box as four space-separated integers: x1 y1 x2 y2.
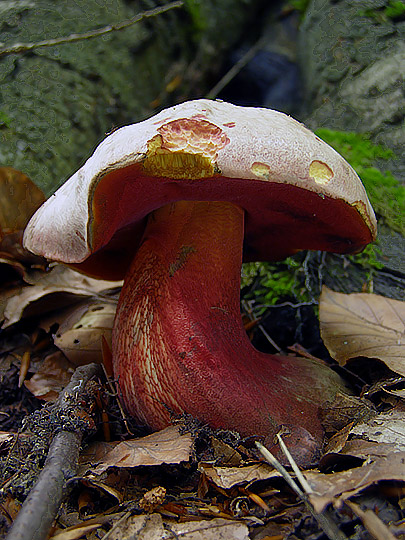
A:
169 516 250 539
210 436 243 467
54 300 117 365
320 287 405 376
323 404 405 460
198 462 279 490
78 477 123 504
0 167 45 236
0 494 21 522
105 513 250 540
305 451 405 513
80 441 116 471
51 523 102 540
348 405 405 451
24 351 75 401
323 422 354 454
339 440 399 459
91 426 193 474
0 264 121 328
0 168 47 282
389 388 405 399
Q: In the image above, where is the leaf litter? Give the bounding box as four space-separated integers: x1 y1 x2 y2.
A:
1 265 405 538
320 286 405 376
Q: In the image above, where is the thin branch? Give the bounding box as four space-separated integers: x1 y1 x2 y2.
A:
256 441 348 540
6 364 102 540
0 1 184 58
206 35 267 99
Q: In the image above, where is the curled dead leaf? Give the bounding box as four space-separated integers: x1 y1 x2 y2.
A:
54 300 117 365
320 287 405 376
0 168 47 282
0 167 45 237
90 426 193 474
24 351 75 402
0 264 121 328
305 451 405 513
198 462 279 490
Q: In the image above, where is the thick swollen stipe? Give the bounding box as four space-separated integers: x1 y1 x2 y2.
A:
113 201 349 463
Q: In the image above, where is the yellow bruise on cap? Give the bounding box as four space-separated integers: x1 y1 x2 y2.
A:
251 162 271 179
143 135 215 179
309 160 334 185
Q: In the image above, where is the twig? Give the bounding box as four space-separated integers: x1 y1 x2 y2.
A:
6 364 102 540
241 299 282 352
206 35 267 99
0 1 183 58
256 441 348 540
275 434 313 494
257 323 282 352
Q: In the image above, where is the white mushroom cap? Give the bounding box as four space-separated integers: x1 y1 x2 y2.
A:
24 99 376 279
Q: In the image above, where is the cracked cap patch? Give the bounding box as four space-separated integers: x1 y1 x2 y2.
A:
143 118 229 179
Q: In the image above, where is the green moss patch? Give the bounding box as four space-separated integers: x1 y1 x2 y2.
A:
315 129 404 235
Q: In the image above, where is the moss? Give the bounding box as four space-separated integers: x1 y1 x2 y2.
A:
241 254 312 312
315 129 404 235
358 0 405 22
288 0 311 18
0 110 11 127
384 0 405 20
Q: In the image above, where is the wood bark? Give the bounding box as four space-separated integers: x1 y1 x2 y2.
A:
0 0 262 196
297 0 405 300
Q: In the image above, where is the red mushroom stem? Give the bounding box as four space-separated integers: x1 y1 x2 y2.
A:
113 200 348 460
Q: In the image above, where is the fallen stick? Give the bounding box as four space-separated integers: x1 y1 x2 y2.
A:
6 363 102 540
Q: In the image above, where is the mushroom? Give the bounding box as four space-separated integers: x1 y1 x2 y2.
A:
24 100 376 464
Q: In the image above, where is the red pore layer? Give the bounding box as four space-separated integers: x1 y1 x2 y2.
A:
79 164 374 281
113 200 348 464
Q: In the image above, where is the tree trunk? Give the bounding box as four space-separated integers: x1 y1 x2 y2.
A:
298 0 404 181
0 0 262 196
298 0 404 300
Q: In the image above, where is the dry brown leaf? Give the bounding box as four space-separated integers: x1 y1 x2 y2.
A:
51 523 102 540
305 451 405 513
101 513 163 540
0 168 47 281
390 388 405 399
210 436 243 466
323 422 354 454
348 404 405 450
0 264 121 327
198 462 279 490
54 300 116 365
105 513 250 540
79 441 116 472
0 167 45 236
24 351 75 401
168 517 250 539
320 286 405 376
50 512 123 540
323 405 405 460
91 426 193 474
339 440 399 459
